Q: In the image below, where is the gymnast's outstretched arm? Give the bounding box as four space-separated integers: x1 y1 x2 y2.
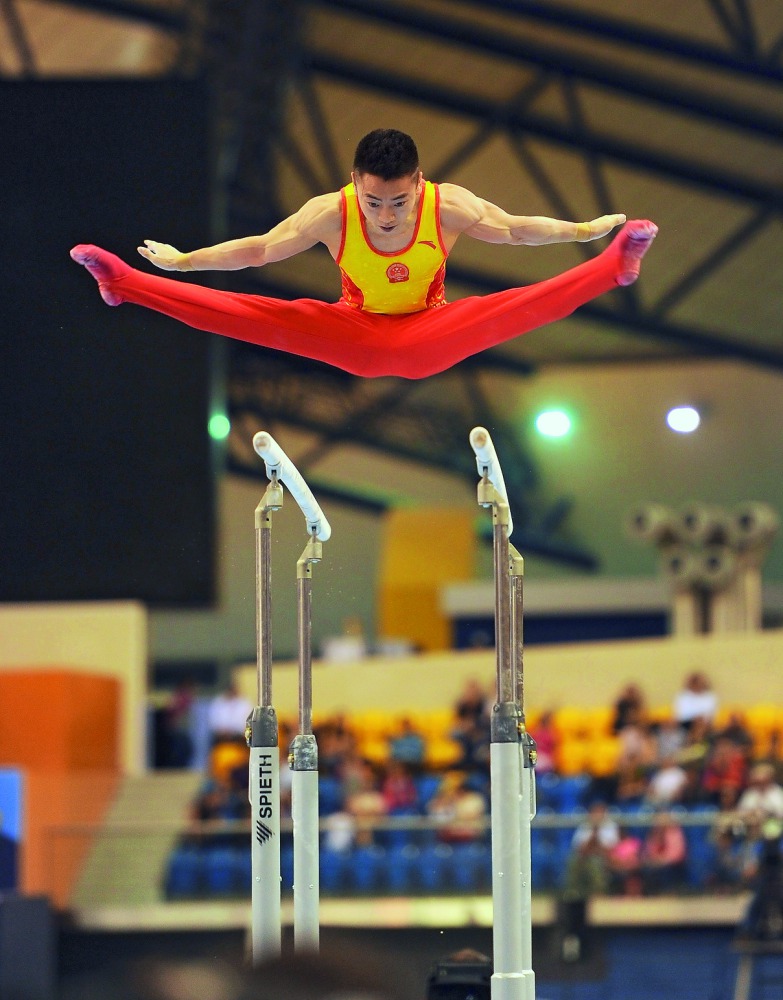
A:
438 183 626 248
136 191 343 273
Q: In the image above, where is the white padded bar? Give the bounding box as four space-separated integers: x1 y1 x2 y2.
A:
253 431 332 541
470 426 514 536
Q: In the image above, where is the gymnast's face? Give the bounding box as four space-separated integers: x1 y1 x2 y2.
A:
352 170 423 237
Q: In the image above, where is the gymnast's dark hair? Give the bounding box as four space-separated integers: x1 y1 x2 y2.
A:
353 129 419 180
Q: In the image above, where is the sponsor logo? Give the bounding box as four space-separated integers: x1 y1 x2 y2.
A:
257 753 274 820
386 262 409 283
417 240 437 249
256 820 274 845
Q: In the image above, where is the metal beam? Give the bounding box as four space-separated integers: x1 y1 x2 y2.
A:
58 0 185 31
305 53 783 212
313 0 783 140
446 0 783 85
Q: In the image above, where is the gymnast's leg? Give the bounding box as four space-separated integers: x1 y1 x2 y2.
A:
69 244 383 374
392 220 659 376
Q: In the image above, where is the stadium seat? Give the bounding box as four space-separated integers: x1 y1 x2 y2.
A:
531 838 558 890
165 846 204 898
536 771 561 810
415 843 455 893
559 774 591 812
280 844 294 893
203 845 239 895
451 842 490 892
415 773 443 810
317 775 344 816
386 843 421 894
319 846 348 893
347 845 388 893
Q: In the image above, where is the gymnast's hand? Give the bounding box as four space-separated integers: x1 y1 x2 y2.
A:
137 240 192 271
578 214 627 242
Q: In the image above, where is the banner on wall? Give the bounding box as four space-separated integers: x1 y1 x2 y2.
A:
0 769 22 892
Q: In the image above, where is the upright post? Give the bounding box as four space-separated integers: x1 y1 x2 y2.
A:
470 427 536 1000
251 431 331 958
247 474 284 965
510 545 537 987
291 531 323 952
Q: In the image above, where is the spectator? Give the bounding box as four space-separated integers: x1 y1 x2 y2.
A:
617 716 657 771
736 762 783 823
380 760 418 812
388 717 426 770
454 678 491 726
639 812 687 893
207 681 253 746
677 715 713 774
343 757 387 846
700 735 747 808
190 770 248 847
710 823 762 892
714 710 754 756
161 678 197 768
645 754 689 808
607 826 644 896
612 682 647 734
654 716 686 763
322 809 356 853
449 713 491 773
427 773 487 844
673 670 718 731
528 710 557 775
562 801 620 900
317 713 356 777
611 751 649 808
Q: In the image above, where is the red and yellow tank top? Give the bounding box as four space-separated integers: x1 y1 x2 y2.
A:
336 180 448 314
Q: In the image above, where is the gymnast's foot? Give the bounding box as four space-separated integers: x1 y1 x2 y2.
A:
70 244 130 305
612 220 658 286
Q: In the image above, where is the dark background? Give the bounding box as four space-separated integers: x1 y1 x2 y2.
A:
0 80 221 605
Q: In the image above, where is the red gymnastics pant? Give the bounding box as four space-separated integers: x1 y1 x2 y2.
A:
74 234 638 379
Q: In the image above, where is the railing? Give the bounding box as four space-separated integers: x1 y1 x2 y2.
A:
46 807 747 909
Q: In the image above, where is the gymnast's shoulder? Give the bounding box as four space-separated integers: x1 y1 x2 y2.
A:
435 182 486 234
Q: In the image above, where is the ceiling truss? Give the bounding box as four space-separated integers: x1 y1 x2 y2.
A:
4 0 782 567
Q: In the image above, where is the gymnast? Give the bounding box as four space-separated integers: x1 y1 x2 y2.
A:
71 128 657 379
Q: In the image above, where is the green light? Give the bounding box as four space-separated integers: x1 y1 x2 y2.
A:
535 409 572 438
208 414 231 440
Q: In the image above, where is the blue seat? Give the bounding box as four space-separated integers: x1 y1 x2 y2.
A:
319 846 348 892
531 839 558 890
203 846 239 894
317 776 344 816
382 806 419 850
235 847 252 891
559 774 591 812
280 844 294 893
536 772 561 810
386 844 421 893
686 839 717 888
451 842 490 893
415 774 442 810
415 843 455 893
165 846 204 898
347 845 388 893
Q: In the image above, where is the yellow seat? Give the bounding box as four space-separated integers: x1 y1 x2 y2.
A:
210 741 249 782
425 737 462 769
583 706 614 737
553 706 590 741
556 738 590 777
356 735 389 765
587 736 622 778
351 709 398 740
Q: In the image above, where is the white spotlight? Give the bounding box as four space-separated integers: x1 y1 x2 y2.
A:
667 406 700 434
